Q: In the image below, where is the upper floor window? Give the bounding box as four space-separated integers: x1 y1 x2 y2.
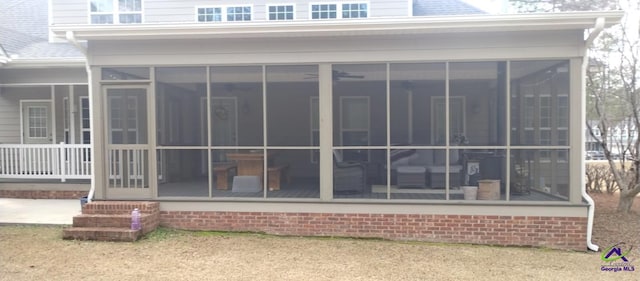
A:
227 6 252 21
268 5 295 20
90 0 142 24
197 6 252 22
342 3 367 18
197 7 222 22
311 3 368 19
311 4 337 19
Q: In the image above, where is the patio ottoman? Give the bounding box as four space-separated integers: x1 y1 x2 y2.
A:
429 166 462 189
232 176 262 192
397 166 427 188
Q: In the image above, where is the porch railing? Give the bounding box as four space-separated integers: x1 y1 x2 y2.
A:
0 143 92 182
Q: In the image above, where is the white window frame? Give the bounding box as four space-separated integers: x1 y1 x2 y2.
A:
27 106 49 139
339 96 370 162
195 5 253 22
224 4 253 22
340 2 369 18
63 97 70 144
309 2 369 20
266 4 296 21
80 97 91 144
88 0 143 24
431 96 465 145
195 6 223 23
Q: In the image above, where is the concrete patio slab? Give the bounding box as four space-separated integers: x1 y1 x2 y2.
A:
0 198 81 225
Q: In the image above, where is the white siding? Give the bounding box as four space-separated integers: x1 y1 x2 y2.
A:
51 0 409 25
0 68 87 85
88 30 584 66
51 0 88 25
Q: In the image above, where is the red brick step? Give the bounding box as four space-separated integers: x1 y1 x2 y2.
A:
64 201 160 242
63 227 141 242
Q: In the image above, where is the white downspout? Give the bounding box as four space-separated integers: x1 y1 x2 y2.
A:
65 31 95 203
582 17 605 252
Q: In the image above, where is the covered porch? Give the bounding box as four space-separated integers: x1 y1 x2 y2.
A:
0 67 91 184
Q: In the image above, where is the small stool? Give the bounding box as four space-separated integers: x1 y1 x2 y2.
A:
397 166 427 188
232 176 262 192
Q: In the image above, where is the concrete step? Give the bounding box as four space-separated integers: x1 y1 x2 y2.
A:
72 213 154 230
63 227 141 242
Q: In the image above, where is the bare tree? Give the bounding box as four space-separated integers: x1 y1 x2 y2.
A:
508 0 619 12
586 6 639 212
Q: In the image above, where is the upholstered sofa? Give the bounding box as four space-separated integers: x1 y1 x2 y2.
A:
390 149 463 188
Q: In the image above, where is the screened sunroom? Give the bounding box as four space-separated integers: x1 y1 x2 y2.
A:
48 12 623 205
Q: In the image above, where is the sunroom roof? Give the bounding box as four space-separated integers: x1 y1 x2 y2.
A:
50 11 623 41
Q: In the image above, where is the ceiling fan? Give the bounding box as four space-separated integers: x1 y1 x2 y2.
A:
305 70 365 81
220 83 253 92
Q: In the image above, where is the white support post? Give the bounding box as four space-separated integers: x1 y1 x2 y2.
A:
319 64 333 200
59 142 66 182
69 85 76 144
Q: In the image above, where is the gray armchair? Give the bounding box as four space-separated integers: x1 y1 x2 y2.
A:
333 150 367 194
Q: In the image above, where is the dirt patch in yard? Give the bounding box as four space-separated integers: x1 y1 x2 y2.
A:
1 194 640 281
590 192 640 253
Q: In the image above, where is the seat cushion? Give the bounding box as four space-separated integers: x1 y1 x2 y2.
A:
397 166 427 174
429 165 463 173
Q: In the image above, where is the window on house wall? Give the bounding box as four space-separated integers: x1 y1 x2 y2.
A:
81 97 91 144
28 107 48 138
268 5 294 20
63 97 70 144
311 3 368 19
197 7 223 22
431 97 465 145
340 96 370 160
90 0 142 24
227 6 252 21
342 3 368 18
311 4 338 19
196 6 252 22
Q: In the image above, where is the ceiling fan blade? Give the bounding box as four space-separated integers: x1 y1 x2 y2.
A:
342 75 365 79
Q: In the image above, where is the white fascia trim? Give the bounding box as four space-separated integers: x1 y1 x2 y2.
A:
2 58 86 68
50 11 624 40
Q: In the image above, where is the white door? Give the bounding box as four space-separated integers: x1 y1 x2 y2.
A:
211 97 238 162
21 101 52 144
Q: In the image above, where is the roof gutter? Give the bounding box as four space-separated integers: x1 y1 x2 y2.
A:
49 11 624 41
64 31 94 203
581 17 606 252
0 58 84 68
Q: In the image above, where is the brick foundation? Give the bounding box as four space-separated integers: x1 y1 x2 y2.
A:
0 190 87 199
160 212 587 251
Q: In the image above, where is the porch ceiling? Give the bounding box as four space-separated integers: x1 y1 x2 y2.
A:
49 11 623 41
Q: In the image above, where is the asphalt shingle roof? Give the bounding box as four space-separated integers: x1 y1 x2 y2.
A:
413 0 486 16
0 0 83 60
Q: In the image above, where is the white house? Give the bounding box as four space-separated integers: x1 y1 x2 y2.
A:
0 0 624 250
